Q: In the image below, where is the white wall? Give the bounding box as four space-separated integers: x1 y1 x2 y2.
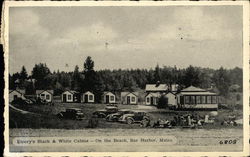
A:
145 95 151 105
145 95 157 105
126 93 137 104
38 91 52 102
103 93 116 103
165 93 176 106
82 92 95 103
9 91 24 102
62 91 74 102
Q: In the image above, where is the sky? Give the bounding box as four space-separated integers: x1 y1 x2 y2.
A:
9 6 243 74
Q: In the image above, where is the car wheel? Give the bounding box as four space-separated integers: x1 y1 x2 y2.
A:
99 113 106 118
126 118 134 124
106 116 111 121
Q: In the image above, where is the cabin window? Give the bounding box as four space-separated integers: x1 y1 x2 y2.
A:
131 96 135 102
68 94 72 100
41 94 45 98
207 96 212 104
46 95 50 100
196 96 201 104
201 96 206 104
147 97 150 103
185 96 190 104
212 96 217 104
110 96 114 101
180 96 184 104
89 95 93 100
191 96 196 104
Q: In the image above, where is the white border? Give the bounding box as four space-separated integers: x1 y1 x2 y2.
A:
3 1 249 157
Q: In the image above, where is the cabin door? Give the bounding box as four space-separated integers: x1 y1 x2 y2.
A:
63 94 67 102
106 95 109 103
85 95 88 103
127 96 130 104
150 97 154 105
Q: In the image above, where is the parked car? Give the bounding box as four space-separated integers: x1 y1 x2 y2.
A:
92 106 118 118
57 108 84 120
118 111 151 126
152 119 172 128
106 109 134 122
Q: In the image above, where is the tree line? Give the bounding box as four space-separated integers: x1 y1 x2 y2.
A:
9 56 243 99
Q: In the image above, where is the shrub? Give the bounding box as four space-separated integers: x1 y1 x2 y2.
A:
11 98 28 105
157 95 168 109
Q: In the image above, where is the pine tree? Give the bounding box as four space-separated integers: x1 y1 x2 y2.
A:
20 66 28 82
154 64 161 83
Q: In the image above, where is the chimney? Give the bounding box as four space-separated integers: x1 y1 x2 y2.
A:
156 81 160 87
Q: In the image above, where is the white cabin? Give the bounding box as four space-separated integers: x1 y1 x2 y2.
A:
102 92 116 104
36 90 53 102
82 91 95 103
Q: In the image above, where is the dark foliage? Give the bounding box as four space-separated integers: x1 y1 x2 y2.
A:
9 56 242 97
157 95 168 109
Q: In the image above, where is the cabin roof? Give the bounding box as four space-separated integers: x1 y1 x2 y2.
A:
145 92 160 97
63 90 79 95
83 91 94 95
9 89 25 94
9 89 25 95
121 92 138 97
36 90 54 95
145 84 168 91
103 91 115 96
145 84 178 92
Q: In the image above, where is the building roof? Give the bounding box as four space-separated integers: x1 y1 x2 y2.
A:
145 84 179 92
179 86 217 95
9 89 23 95
103 91 115 96
181 86 206 92
170 84 179 92
164 92 176 96
179 91 217 95
121 92 138 97
9 89 25 95
83 91 94 95
145 92 161 97
63 90 78 95
36 90 54 95
145 84 168 92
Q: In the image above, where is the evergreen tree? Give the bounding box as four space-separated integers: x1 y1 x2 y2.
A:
183 65 201 87
154 64 161 83
20 66 28 82
212 67 231 96
82 56 98 93
31 63 51 89
84 56 94 73
72 65 81 90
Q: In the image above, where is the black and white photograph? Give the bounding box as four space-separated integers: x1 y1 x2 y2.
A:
3 1 249 156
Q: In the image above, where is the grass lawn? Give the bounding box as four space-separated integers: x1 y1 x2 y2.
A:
10 102 243 129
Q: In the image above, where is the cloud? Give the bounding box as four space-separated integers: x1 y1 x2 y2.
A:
144 7 240 42
8 6 242 74
50 22 117 50
10 9 49 40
